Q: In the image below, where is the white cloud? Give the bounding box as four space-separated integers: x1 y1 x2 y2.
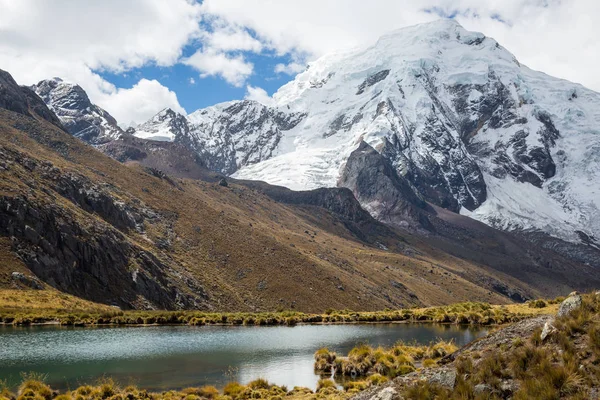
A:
1 0 600 124
0 0 199 123
199 0 600 92
274 62 306 75
202 24 263 52
0 0 201 72
183 49 253 87
189 77 196 85
95 79 185 126
245 85 274 106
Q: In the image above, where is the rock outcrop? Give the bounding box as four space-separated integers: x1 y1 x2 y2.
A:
339 141 434 232
31 78 122 144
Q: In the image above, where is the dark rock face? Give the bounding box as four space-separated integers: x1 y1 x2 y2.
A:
0 195 198 309
11 271 44 290
339 141 434 231
0 144 208 310
376 97 488 213
0 69 63 128
237 179 394 243
133 100 306 176
357 70 391 95
31 78 123 144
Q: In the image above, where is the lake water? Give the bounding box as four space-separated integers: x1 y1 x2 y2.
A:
0 323 486 391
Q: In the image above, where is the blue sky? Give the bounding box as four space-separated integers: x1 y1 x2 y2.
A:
98 51 298 113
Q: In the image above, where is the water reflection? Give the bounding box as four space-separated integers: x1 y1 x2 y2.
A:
0 323 486 391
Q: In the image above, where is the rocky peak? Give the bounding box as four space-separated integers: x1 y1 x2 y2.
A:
131 99 306 175
133 108 190 142
228 20 600 244
0 69 63 127
31 78 122 144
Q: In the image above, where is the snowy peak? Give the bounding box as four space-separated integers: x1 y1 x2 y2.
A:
32 78 122 144
133 108 190 141
132 99 305 174
228 20 600 243
28 20 600 245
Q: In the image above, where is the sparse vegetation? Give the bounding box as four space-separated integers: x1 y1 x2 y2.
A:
0 377 345 400
0 298 549 327
314 340 458 379
398 291 600 399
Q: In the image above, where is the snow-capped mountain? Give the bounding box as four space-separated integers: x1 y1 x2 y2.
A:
32 78 122 144
134 19 600 243
132 108 190 142
132 102 304 174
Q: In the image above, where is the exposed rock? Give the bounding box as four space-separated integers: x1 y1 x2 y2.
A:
239 180 398 244
500 379 520 395
558 292 583 317
368 387 400 400
339 141 434 232
426 368 457 389
540 320 556 341
99 135 211 181
11 271 44 290
219 178 229 187
0 69 63 128
473 383 493 394
0 193 207 310
142 100 305 175
356 69 391 95
31 78 122 144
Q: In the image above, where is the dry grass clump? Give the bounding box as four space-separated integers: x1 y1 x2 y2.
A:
314 339 457 381
1 377 320 400
316 379 336 392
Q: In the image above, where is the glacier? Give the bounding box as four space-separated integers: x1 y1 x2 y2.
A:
51 19 600 244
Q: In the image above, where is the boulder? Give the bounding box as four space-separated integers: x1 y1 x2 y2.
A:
427 368 457 389
500 379 520 395
558 293 583 317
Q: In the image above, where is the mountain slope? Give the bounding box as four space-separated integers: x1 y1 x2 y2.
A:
32 78 123 144
133 20 600 245
4 68 599 310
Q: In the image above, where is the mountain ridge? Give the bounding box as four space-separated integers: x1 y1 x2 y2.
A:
31 78 123 144
2 67 600 311
121 19 600 247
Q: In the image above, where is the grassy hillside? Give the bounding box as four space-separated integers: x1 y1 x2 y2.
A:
0 107 531 312
0 69 598 312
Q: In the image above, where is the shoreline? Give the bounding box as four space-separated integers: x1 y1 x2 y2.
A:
0 319 494 327
0 301 558 328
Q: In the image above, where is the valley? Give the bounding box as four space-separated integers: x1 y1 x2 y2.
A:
0 15 599 400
